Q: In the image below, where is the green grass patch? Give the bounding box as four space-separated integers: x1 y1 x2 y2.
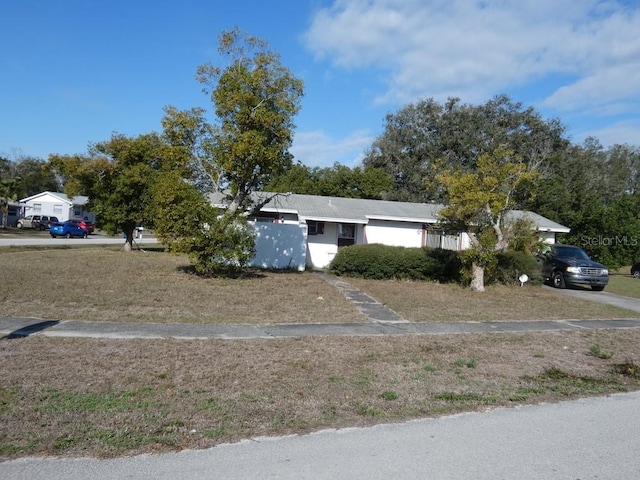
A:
613 361 640 378
454 357 477 369
588 344 614 359
434 391 499 404
352 402 383 417
604 275 640 299
522 367 622 398
37 387 155 415
379 391 399 401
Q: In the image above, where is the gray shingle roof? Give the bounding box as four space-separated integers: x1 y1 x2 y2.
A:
264 194 443 224
208 191 570 233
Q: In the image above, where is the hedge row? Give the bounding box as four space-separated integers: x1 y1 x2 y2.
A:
328 244 541 285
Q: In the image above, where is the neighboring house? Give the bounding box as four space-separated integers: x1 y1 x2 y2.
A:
19 191 96 223
210 192 570 270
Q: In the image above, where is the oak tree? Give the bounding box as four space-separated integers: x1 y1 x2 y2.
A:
155 27 304 274
436 147 538 291
50 132 175 251
364 95 566 203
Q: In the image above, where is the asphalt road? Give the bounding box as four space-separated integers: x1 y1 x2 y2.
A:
0 233 158 248
2 391 639 479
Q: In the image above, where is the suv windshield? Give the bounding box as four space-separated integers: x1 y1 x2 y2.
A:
554 245 590 260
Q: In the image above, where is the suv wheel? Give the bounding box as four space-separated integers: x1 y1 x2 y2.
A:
16 222 23 229
551 271 566 289
634 270 640 279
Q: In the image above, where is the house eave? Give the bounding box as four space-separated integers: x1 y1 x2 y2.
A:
366 215 438 224
300 215 368 225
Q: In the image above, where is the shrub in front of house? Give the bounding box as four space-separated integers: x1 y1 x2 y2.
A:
490 250 543 286
426 247 463 283
329 244 462 282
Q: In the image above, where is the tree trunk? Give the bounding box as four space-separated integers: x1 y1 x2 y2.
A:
123 228 135 252
1 202 7 228
470 261 485 292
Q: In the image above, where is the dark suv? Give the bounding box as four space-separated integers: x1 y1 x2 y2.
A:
539 244 609 291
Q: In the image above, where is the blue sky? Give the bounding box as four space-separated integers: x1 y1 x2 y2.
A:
2 0 639 168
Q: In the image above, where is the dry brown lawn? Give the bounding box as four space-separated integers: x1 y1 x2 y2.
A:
346 278 637 322
0 249 360 324
2 331 640 459
2 247 640 459
0 248 635 324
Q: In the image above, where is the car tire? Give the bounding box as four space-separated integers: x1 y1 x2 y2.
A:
551 271 565 289
51 234 56 238
65 232 71 239
16 222 23 229
633 270 640 279
592 286 605 291
82 232 88 239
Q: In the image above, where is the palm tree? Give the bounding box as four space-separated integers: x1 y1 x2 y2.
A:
0 179 18 228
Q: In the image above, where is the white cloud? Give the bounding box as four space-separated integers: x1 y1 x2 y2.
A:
578 119 640 147
542 62 640 113
291 129 374 168
303 0 640 112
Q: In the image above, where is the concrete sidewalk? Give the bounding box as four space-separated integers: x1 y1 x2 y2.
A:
2 316 640 341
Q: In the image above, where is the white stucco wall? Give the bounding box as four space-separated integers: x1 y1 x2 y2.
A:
539 231 557 244
20 193 95 223
365 220 424 247
306 222 339 269
21 193 73 221
250 223 307 271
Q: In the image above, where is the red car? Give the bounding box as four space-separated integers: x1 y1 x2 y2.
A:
68 219 95 234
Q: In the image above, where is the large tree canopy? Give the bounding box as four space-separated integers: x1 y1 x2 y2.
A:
50 132 177 251
266 162 392 199
531 138 640 267
436 147 539 291
363 95 567 203
0 154 58 199
154 27 304 274
192 26 304 214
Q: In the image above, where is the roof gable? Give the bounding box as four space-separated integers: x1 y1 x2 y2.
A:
19 191 89 206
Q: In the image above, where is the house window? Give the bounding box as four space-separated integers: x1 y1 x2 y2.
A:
53 204 63 214
338 223 356 247
74 208 82 216
307 220 324 235
33 203 42 212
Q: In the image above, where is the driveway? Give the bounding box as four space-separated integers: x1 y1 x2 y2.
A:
544 284 640 314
